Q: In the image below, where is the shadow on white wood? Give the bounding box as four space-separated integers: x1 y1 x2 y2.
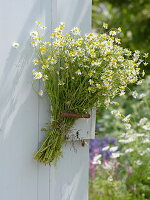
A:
0 0 93 199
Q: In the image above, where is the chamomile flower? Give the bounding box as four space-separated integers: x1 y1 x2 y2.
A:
33 59 39 65
50 58 57 65
124 123 131 130
36 21 41 25
115 38 121 44
117 27 122 32
30 31 38 38
109 31 117 36
60 22 65 26
96 83 101 88
43 75 48 81
88 79 94 85
143 53 149 58
119 90 125 96
34 72 42 79
12 42 20 48
143 62 148 66
71 27 81 35
37 90 43 96
32 69 36 75
136 80 143 85
132 91 138 98
122 114 131 123
103 23 108 29
76 69 82 75
41 25 47 30
142 70 145 77
104 99 110 106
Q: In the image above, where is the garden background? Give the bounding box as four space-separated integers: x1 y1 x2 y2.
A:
89 0 150 199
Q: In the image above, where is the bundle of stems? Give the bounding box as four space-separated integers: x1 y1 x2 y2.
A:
34 68 98 164
30 22 146 164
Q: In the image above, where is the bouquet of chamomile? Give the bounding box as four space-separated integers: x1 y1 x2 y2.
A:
30 22 147 164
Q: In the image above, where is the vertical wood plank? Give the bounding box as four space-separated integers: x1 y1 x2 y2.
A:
37 1 53 199
0 0 92 199
0 1 40 200
49 0 92 199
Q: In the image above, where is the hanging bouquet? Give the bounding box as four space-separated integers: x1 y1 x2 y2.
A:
30 22 147 164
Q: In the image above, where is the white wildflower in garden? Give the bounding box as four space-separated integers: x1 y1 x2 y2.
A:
138 118 148 126
110 146 118 152
143 139 150 143
102 146 110 151
111 152 120 159
111 110 122 118
119 138 135 144
136 133 145 137
103 161 113 170
138 93 146 99
122 114 131 123
124 123 131 130
146 148 150 153
107 176 113 181
142 125 150 130
135 160 143 166
136 80 143 85
92 154 102 165
125 148 134 153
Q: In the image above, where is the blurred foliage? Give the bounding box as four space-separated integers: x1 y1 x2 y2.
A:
97 76 150 137
91 2 150 199
92 0 150 73
90 76 150 200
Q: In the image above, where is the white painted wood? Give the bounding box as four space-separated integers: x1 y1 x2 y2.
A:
67 108 96 141
0 1 41 199
0 0 93 199
49 142 89 200
48 1 93 200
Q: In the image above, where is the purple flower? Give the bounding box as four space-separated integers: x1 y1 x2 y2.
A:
110 137 117 144
104 135 110 143
126 166 133 174
131 186 136 191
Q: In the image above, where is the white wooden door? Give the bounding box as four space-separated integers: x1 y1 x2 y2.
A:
0 0 92 199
